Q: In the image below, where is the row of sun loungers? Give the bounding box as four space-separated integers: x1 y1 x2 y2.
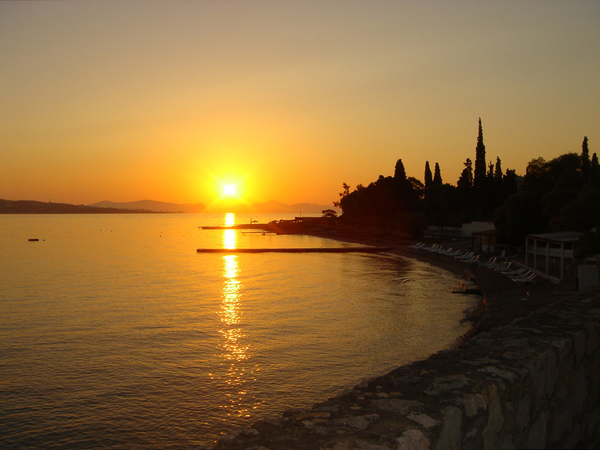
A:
409 243 537 284
475 257 537 284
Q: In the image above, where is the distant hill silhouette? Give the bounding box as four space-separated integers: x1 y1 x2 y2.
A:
0 199 160 214
90 200 206 213
1 198 337 214
91 199 337 214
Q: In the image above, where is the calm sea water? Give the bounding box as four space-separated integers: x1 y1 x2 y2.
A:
0 213 476 449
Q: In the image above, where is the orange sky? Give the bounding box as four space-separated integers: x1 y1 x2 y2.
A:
1 1 598 208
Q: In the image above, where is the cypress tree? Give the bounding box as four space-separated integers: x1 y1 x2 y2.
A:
474 118 487 188
394 159 407 181
433 162 442 185
581 136 591 182
494 156 502 180
424 161 433 188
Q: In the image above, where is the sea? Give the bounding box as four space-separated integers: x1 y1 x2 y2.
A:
0 213 477 449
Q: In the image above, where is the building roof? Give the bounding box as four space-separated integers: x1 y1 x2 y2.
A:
527 232 584 243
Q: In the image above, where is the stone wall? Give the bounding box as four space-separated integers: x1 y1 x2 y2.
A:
209 288 600 450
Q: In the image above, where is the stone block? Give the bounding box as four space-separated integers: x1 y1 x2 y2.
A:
477 366 518 381
452 394 487 417
371 399 423 414
574 330 586 364
548 403 572 443
407 413 440 429
525 352 547 403
482 384 504 450
562 423 582 448
336 414 380 430
396 429 430 450
585 322 599 355
355 440 393 450
585 408 599 440
526 411 548 449
515 394 531 431
423 374 469 396
434 407 462 450
552 338 573 363
497 434 517 449
567 366 589 416
544 349 559 398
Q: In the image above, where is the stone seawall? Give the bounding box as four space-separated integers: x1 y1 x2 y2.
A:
210 287 600 450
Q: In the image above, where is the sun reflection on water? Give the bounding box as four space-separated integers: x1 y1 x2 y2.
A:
222 230 237 250
217 254 256 418
225 212 235 226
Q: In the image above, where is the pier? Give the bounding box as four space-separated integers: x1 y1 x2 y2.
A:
196 247 394 254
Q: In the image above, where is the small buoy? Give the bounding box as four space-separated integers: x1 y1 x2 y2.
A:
28 239 39 242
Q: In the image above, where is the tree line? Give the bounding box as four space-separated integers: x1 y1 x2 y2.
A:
334 119 595 246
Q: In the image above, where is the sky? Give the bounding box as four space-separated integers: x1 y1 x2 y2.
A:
1 1 599 208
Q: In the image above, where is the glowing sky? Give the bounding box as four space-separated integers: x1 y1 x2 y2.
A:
1 1 598 207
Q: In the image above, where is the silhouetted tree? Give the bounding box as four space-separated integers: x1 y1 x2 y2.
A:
474 118 487 189
322 209 338 218
494 157 502 181
333 182 351 208
502 169 518 198
591 152 600 185
494 193 544 245
433 163 442 186
424 161 433 188
581 136 591 183
551 185 600 232
457 158 473 189
495 142 595 244
394 159 407 181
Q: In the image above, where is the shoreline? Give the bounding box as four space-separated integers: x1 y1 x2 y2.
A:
304 229 575 336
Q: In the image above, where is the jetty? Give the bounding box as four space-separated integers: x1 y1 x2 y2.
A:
197 218 395 253
197 247 394 254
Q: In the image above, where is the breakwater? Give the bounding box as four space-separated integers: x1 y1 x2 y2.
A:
209 287 600 449
197 247 394 253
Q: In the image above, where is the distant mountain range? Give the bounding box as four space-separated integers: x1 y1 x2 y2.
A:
89 199 337 214
0 199 161 214
0 198 337 214
90 200 206 213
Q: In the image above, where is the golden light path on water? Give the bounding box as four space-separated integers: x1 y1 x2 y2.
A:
218 213 255 419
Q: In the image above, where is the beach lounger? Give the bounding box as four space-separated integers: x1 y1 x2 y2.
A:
503 268 526 277
511 272 537 285
495 262 511 272
455 252 474 260
479 257 497 268
463 255 480 264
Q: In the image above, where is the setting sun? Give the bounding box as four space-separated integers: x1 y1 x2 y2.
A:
223 184 236 196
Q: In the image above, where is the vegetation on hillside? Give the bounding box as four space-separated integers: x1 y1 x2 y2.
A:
334 120 595 245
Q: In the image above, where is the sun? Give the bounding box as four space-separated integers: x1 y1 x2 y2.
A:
223 184 237 196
